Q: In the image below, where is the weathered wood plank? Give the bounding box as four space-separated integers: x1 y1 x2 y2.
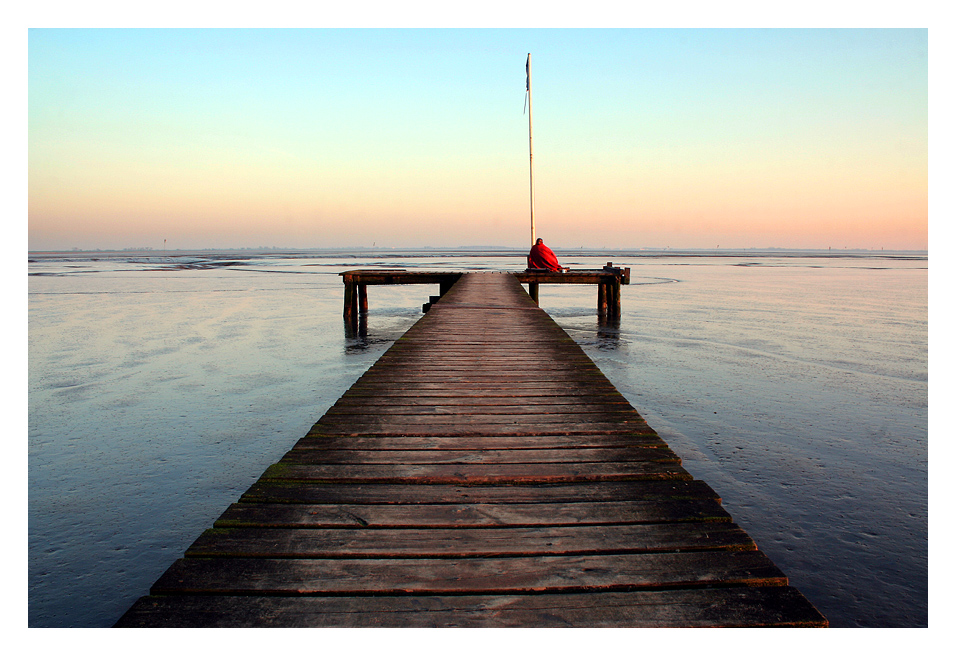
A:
356 373 607 381
338 270 464 287
277 446 682 465
258 461 692 484
238 480 722 505
338 392 633 403
346 382 625 394
150 551 787 596
368 350 599 359
328 406 638 418
326 397 641 412
116 587 827 628
314 413 645 426
305 422 653 438
185 523 756 558
366 363 604 372
373 352 601 360
375 351 598 358
293 433 668 450
326 404 644 422
311 413 650 427
212 499 734 528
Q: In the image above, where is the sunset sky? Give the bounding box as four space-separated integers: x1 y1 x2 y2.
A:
28 27 928 251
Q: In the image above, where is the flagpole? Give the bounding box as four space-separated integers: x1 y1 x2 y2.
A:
527 53 536 246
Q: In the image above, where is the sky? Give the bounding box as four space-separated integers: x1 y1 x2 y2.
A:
27 26 928 251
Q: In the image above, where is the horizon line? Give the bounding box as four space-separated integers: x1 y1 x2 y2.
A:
28 245 929 254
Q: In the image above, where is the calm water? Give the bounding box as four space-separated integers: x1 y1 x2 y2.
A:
27 249 927 627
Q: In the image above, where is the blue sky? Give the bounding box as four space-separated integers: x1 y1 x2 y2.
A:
24 21 931 250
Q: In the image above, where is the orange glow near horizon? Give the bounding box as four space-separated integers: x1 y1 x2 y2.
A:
28 29 928 251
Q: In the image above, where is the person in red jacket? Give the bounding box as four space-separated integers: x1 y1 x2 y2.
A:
527 238 566 272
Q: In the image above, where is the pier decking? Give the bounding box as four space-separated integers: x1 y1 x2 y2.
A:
340 264 631 321
116 272 826 627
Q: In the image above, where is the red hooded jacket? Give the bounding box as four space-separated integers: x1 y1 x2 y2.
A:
527 240 563 271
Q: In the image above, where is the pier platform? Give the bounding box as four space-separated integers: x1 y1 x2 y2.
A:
116 272 826 627
341 264 630 321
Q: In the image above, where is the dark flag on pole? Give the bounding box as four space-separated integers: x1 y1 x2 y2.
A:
524 54 530 114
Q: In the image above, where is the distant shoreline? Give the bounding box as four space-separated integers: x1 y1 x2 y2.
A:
27 247 929 259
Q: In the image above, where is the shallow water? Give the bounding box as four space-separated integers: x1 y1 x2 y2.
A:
27 249 927 627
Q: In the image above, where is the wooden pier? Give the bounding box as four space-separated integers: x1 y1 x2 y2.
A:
116 272 826 627
340 264 630 323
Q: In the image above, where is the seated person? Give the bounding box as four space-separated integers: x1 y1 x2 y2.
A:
527 238 566 272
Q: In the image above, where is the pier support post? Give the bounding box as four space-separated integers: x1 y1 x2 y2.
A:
610 277 621 318
343 275 358 321
598 281 608 316
358 284 368 314
528 282 539 304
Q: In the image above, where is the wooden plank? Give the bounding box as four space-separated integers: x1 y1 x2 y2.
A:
212 499 734 528
314 415 646 428
238 480 722 505
346 382 625 393
312 413 648 425
326 402 638 415
258 461 692 484
292 433 669 450
514 269 629 284
334 395 635 406
116 587 826 628
372 355 602 363
370 350 600 359
150 551 787 596
374 350 599 358
277 446 682 465
326 398 642 412
346 377 614 386
389 340 581 347
338 270 464 286
184 523 756 558
304 422 652 438
340 387 630 396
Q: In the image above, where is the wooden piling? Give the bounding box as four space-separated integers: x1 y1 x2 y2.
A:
342 274 357 323
358 284 368 314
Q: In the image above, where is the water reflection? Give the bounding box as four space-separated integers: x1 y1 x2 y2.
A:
596 316 622 350
343 312 416 354
343 313 367 342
